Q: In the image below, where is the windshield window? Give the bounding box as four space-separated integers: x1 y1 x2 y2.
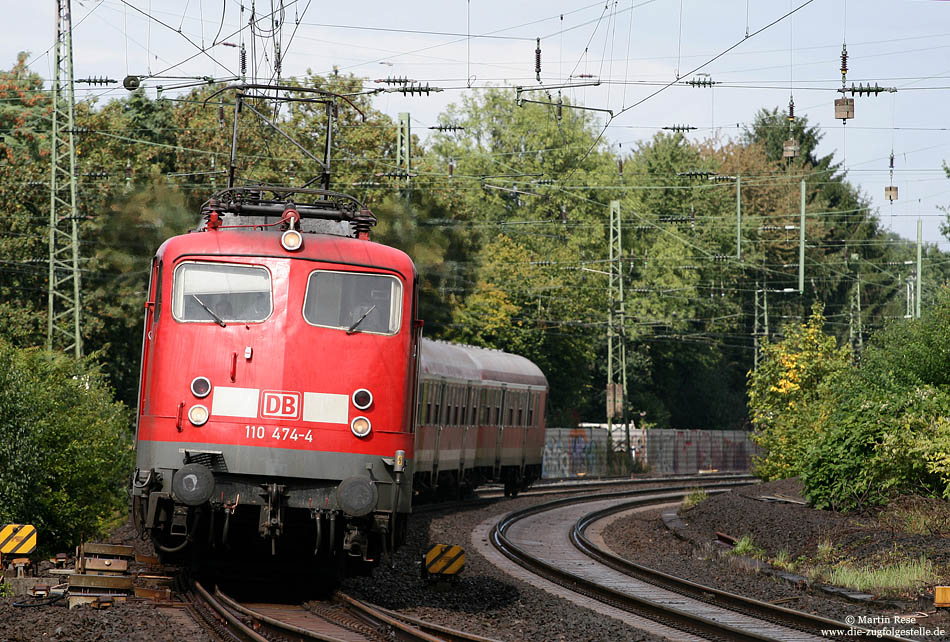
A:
172 262 272 323
303 270 402 334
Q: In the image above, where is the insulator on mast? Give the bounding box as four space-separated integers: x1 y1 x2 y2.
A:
535 38 542 82
662 124 697 132
840 43 849 85
240 44 247 77
834 42 854 122
783 96 798 158
686 76 718 88
886 151 898 201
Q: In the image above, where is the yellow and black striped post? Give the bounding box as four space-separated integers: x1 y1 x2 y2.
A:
0 524 37 569
423 544 465 579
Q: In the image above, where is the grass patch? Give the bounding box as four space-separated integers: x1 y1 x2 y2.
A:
824 556 937 595
879 496 950 537
730 534 765 559
0 582 14 597
815 537 838 564
771 548 796 572
681 488 708 510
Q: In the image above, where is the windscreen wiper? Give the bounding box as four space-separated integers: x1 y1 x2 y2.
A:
346 305 376 334
192 295 227 327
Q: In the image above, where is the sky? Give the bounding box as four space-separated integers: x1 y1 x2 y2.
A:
5 0 950 248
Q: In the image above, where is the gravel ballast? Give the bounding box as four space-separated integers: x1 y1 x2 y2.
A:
602 478 950 641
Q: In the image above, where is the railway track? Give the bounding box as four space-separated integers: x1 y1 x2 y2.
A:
190 580 498 642
488 484 918 642
476 472 755 500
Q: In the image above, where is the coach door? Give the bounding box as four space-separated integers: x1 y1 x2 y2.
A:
494 386 506 479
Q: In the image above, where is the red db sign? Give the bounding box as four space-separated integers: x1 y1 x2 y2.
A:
261 391 301 419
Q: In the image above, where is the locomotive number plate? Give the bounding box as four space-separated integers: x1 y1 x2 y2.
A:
245 425 313 443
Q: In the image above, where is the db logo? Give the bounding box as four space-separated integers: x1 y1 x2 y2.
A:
261 390 301 419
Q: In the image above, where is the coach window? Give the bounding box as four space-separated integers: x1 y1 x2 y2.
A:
425 383 432 426
417 383 426 427
303 270 402 334
528 393 535 427
173 262 271 323
453 387 460 425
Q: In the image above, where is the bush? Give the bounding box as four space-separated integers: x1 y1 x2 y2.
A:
800 373 950 509
0 340 132 554
747 304 851 480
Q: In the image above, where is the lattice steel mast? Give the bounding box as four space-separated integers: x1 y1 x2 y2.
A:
606 200 631 471
47 0 82 356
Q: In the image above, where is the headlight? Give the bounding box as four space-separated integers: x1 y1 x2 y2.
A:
190 376 211 398
281 229 303 251
352 388 373 410
188 404 209 426
350 416 371 438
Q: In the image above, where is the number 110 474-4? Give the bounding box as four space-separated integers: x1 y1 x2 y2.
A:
245 425 313 442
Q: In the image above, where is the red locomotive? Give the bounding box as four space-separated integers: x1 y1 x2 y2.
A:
131 185 547 579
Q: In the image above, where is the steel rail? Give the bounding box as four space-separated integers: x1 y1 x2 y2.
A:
492 487 777 642
215 586 449 642
369 604 502 642
335 591 454 642
193 581 269 642
572 501 917 642
477 472 755 499
413 473 755 515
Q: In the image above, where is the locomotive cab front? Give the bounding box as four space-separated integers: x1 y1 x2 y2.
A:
132 212 419 579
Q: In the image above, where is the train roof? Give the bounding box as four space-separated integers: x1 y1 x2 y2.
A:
156 229 416 280
420 339 547 389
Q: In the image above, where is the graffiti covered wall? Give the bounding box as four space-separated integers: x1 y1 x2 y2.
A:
541 427 609 478
541 427 758 478
644 429 758 474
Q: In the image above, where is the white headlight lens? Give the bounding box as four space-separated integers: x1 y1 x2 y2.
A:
188 404 209 426
281 230 303 251
350 416 371 438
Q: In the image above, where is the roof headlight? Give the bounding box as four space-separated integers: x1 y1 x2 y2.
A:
190 376 211 398
350 416 372 438
188 404 209 426
281 229 303 251
352 388 373 410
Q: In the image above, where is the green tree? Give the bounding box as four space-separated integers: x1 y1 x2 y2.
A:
0 53 52 346
0 339 132 553
428 89 615 422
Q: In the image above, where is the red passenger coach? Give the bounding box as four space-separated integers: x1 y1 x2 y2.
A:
415 341 547 499
131 186 548 581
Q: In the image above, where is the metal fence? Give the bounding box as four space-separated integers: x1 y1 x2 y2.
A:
541 426 759 478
